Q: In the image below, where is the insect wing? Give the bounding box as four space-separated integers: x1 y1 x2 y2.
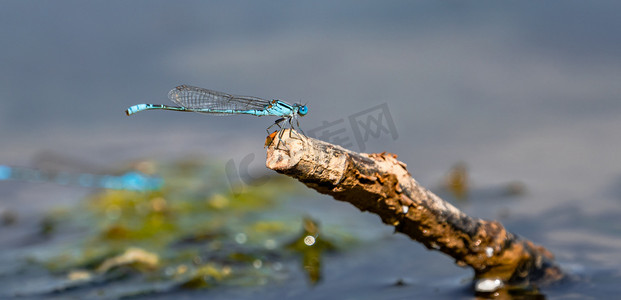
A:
168 85 271 111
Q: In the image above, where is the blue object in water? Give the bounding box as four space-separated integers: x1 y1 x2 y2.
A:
126 85 308 134
0 165 11 180
0 165 162 191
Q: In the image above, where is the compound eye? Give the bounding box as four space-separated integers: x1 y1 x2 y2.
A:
298 105 308 116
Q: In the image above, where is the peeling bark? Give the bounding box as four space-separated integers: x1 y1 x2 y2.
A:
265 130 563 286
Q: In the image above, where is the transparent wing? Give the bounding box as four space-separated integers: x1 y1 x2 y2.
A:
168 85 271 111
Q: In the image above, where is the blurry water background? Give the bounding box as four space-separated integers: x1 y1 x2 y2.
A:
1 1 620 299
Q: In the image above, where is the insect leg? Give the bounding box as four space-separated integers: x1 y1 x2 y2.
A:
266 117 286 134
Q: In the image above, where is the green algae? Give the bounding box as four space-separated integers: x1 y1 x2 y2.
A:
34 156 354 294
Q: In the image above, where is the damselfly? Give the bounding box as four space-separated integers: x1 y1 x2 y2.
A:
126 85 308 139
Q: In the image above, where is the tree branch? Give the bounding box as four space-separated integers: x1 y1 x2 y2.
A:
265 130 563 288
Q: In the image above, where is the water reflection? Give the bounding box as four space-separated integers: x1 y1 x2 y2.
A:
436 162 527 203
286 217 336 285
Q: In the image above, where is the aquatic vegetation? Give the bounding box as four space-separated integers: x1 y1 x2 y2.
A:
27 157 353 297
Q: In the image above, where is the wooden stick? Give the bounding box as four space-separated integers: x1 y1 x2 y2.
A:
265 130 563 288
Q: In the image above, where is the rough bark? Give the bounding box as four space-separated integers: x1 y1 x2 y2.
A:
265 130 563 287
